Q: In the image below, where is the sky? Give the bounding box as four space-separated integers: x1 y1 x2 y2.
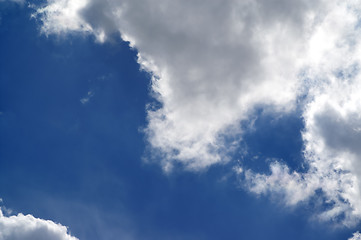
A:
1 0 361 239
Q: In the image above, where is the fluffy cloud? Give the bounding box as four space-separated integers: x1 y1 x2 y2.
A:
0 208 78 240
243 0 361 226
34 0 331 171
34 0 361 230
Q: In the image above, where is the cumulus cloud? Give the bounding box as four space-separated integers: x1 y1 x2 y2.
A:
34 0 361 230
34 0 329 171
242 0 361 226
0 208 78 240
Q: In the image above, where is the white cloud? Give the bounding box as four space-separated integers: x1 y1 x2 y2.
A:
0 208 78 240
34 0 361 231
33 0 92 36
243 162 319 206
242 0 361 227
349 232 361 240
35 0 330 171
80 90 94 104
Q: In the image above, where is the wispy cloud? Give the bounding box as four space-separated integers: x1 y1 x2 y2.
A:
80 91 94 105
0 0 26 4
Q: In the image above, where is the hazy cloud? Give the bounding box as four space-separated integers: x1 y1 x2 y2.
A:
80 90 94 104
0 0 25 4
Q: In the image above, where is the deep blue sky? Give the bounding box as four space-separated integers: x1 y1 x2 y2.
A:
0 2 358 239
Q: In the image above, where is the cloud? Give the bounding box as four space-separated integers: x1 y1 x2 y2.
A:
0 208 78 240
243 163 319 206
34 0 361 230
242 0 361 226
349 232 361 240
35 0 329 171
80 90 94 104
0 0 26 4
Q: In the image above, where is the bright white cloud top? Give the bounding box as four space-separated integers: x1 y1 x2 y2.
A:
244 1 361 226
0 208 78 240
35 0 361 229
349 232 361 240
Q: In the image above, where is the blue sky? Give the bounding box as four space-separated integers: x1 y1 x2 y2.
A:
1 1 361 240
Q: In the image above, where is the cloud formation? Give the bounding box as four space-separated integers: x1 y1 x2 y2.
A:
349 232 361 240
80 90 94 104
243 0 361 226
35 0 326 170
34 0 361 230
0 208 78 240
